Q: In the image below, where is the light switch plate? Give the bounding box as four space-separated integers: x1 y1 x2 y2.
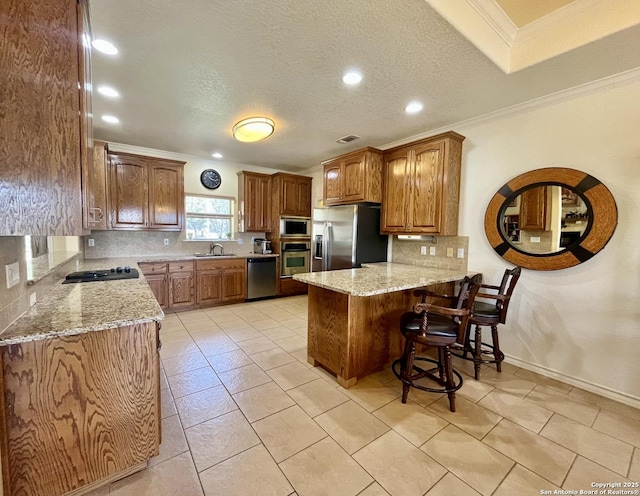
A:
429 246 436 256
446 247 454 257
457 248 465 259
163 238 169 246
5 261 20 289
88 238 95 247
420 246 427 255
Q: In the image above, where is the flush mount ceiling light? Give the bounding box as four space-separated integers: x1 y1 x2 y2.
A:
405 101 424 114
342 71 362 85
232 117 275 142
101 115 119 124
92 39 118 55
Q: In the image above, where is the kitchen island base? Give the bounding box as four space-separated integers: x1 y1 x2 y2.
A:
307 285 413 387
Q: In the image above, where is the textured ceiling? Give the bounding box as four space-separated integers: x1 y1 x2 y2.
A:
90 0 640 171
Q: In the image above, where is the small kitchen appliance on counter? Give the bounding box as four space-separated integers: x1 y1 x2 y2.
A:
253 238 272 254
63 266 139 284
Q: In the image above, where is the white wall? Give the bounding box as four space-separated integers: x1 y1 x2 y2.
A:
452 77 640 403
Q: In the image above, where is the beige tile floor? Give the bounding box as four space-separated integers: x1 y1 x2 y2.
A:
91 295 640 496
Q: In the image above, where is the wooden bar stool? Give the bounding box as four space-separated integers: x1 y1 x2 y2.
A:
392 274 481 412
458 266 521 380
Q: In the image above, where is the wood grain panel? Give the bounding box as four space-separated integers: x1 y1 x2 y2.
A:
411 141 444 231
381 151 410 232
0 0 83 235
238 171 271 232
519 187 547 230
145 273 168 309
85 141 108 230
222 268 246 301
365 150 384 203
196 270 222 305
0 323 159 495
109 155 148 229
343 156 365 201
323 163 342 205
138 262 168 275
169 272 195 308
307 286 349 377
168 261 194 273
148 163 184 230
442 136 463 236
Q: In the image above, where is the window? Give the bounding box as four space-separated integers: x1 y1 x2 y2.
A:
185 195 234 240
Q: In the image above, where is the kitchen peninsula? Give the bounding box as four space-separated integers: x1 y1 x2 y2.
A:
294 263 471 387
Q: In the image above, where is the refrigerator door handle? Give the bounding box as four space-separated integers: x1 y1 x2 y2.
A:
313 235 323 260
322 222 330 272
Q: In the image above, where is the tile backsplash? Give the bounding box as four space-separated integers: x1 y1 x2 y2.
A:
84 230 262 259
391 236 468 271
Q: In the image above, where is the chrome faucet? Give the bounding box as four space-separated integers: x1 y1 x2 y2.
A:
210 243 224 256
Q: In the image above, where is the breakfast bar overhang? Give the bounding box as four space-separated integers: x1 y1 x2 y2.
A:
294 263 471 388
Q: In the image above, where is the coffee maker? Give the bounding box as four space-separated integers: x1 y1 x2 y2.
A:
253 238 272 254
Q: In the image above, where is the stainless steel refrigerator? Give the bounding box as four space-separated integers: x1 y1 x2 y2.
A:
312 204 388 272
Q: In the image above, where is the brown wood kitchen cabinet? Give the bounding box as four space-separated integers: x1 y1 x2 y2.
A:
519 186 548 231
84 140 109 230
168 261 195 308
0 321 161 495
108 152 185 231
322 148 384 205
196 259 247 305
138 262 169 309
238 171 272 232
0 0 92 236
381 131 465 235
271 173 312 217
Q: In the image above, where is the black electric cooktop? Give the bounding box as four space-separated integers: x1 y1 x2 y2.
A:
63 267 139 284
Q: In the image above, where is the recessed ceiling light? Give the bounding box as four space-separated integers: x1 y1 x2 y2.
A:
97 85 119 98
101 115 119 124
92 39 118 55
405 101 424 114
342 71 363 85
211 152 223 159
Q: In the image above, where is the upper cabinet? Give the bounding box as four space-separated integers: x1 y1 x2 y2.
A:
272 173 312 217
84 141 109 230
322 148 384 205
381 132 465 235
108 152 185 231
238 171 272 232
519 186 548 231
0 0 92 236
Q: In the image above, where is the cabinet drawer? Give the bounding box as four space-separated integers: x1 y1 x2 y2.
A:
196 258 246 271
139 262 168 275
168 261 194 272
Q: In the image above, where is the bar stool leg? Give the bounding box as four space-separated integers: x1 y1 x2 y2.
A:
443 347 456 412
401 339 416 404
491 325 503 372
474 325 483 380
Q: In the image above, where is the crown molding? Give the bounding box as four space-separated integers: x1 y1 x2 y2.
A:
467 0 517 45
380 66 640 150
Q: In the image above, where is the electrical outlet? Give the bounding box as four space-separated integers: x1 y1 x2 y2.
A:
457 248 465 259
530 236 541 243
429 246 436 256
29 292 37 306
88 238 95 247
5 261 20 289
446 247 454 257
420 246 427 255
163 238 169 246
237 238 244 245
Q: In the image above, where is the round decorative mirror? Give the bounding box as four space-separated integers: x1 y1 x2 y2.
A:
484 168 617 270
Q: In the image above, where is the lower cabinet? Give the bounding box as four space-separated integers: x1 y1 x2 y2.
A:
168 261 195 308
280 277 308 296
0 322 161 495
196 259 247 305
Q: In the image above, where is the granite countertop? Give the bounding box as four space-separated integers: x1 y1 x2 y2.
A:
293 262 471 297
0 259 163 346
117 253 279 263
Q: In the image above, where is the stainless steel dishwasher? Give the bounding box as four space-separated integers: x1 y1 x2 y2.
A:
246 257 277 301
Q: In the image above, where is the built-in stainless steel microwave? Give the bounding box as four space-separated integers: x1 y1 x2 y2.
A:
280 216 311 238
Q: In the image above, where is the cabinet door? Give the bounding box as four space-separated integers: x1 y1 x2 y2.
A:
169 272 195 308
148 163 184 230
410 141 445 232
280 176 302 215
85 141 109 230
145 273 168 309
109 155 149 229
243 173 271 232
342 156 365 202
381 149 411 232
222 268 246 301
196 270 223 304
297 177 312 216
0 0 84 235
323 162 343 205
520 186 547 230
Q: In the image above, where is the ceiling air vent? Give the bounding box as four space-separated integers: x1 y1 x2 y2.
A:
335 134 361 144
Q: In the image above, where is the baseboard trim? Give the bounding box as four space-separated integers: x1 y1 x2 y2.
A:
504 354 640 410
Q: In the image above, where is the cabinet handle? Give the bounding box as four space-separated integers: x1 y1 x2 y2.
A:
88 207 103 223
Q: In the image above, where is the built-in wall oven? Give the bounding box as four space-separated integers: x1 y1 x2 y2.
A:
280 216 311 238
281 241 310 277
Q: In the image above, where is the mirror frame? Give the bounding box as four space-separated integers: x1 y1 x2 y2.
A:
484 168 617 270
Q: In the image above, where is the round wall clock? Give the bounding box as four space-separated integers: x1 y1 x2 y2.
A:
200 169 222 189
